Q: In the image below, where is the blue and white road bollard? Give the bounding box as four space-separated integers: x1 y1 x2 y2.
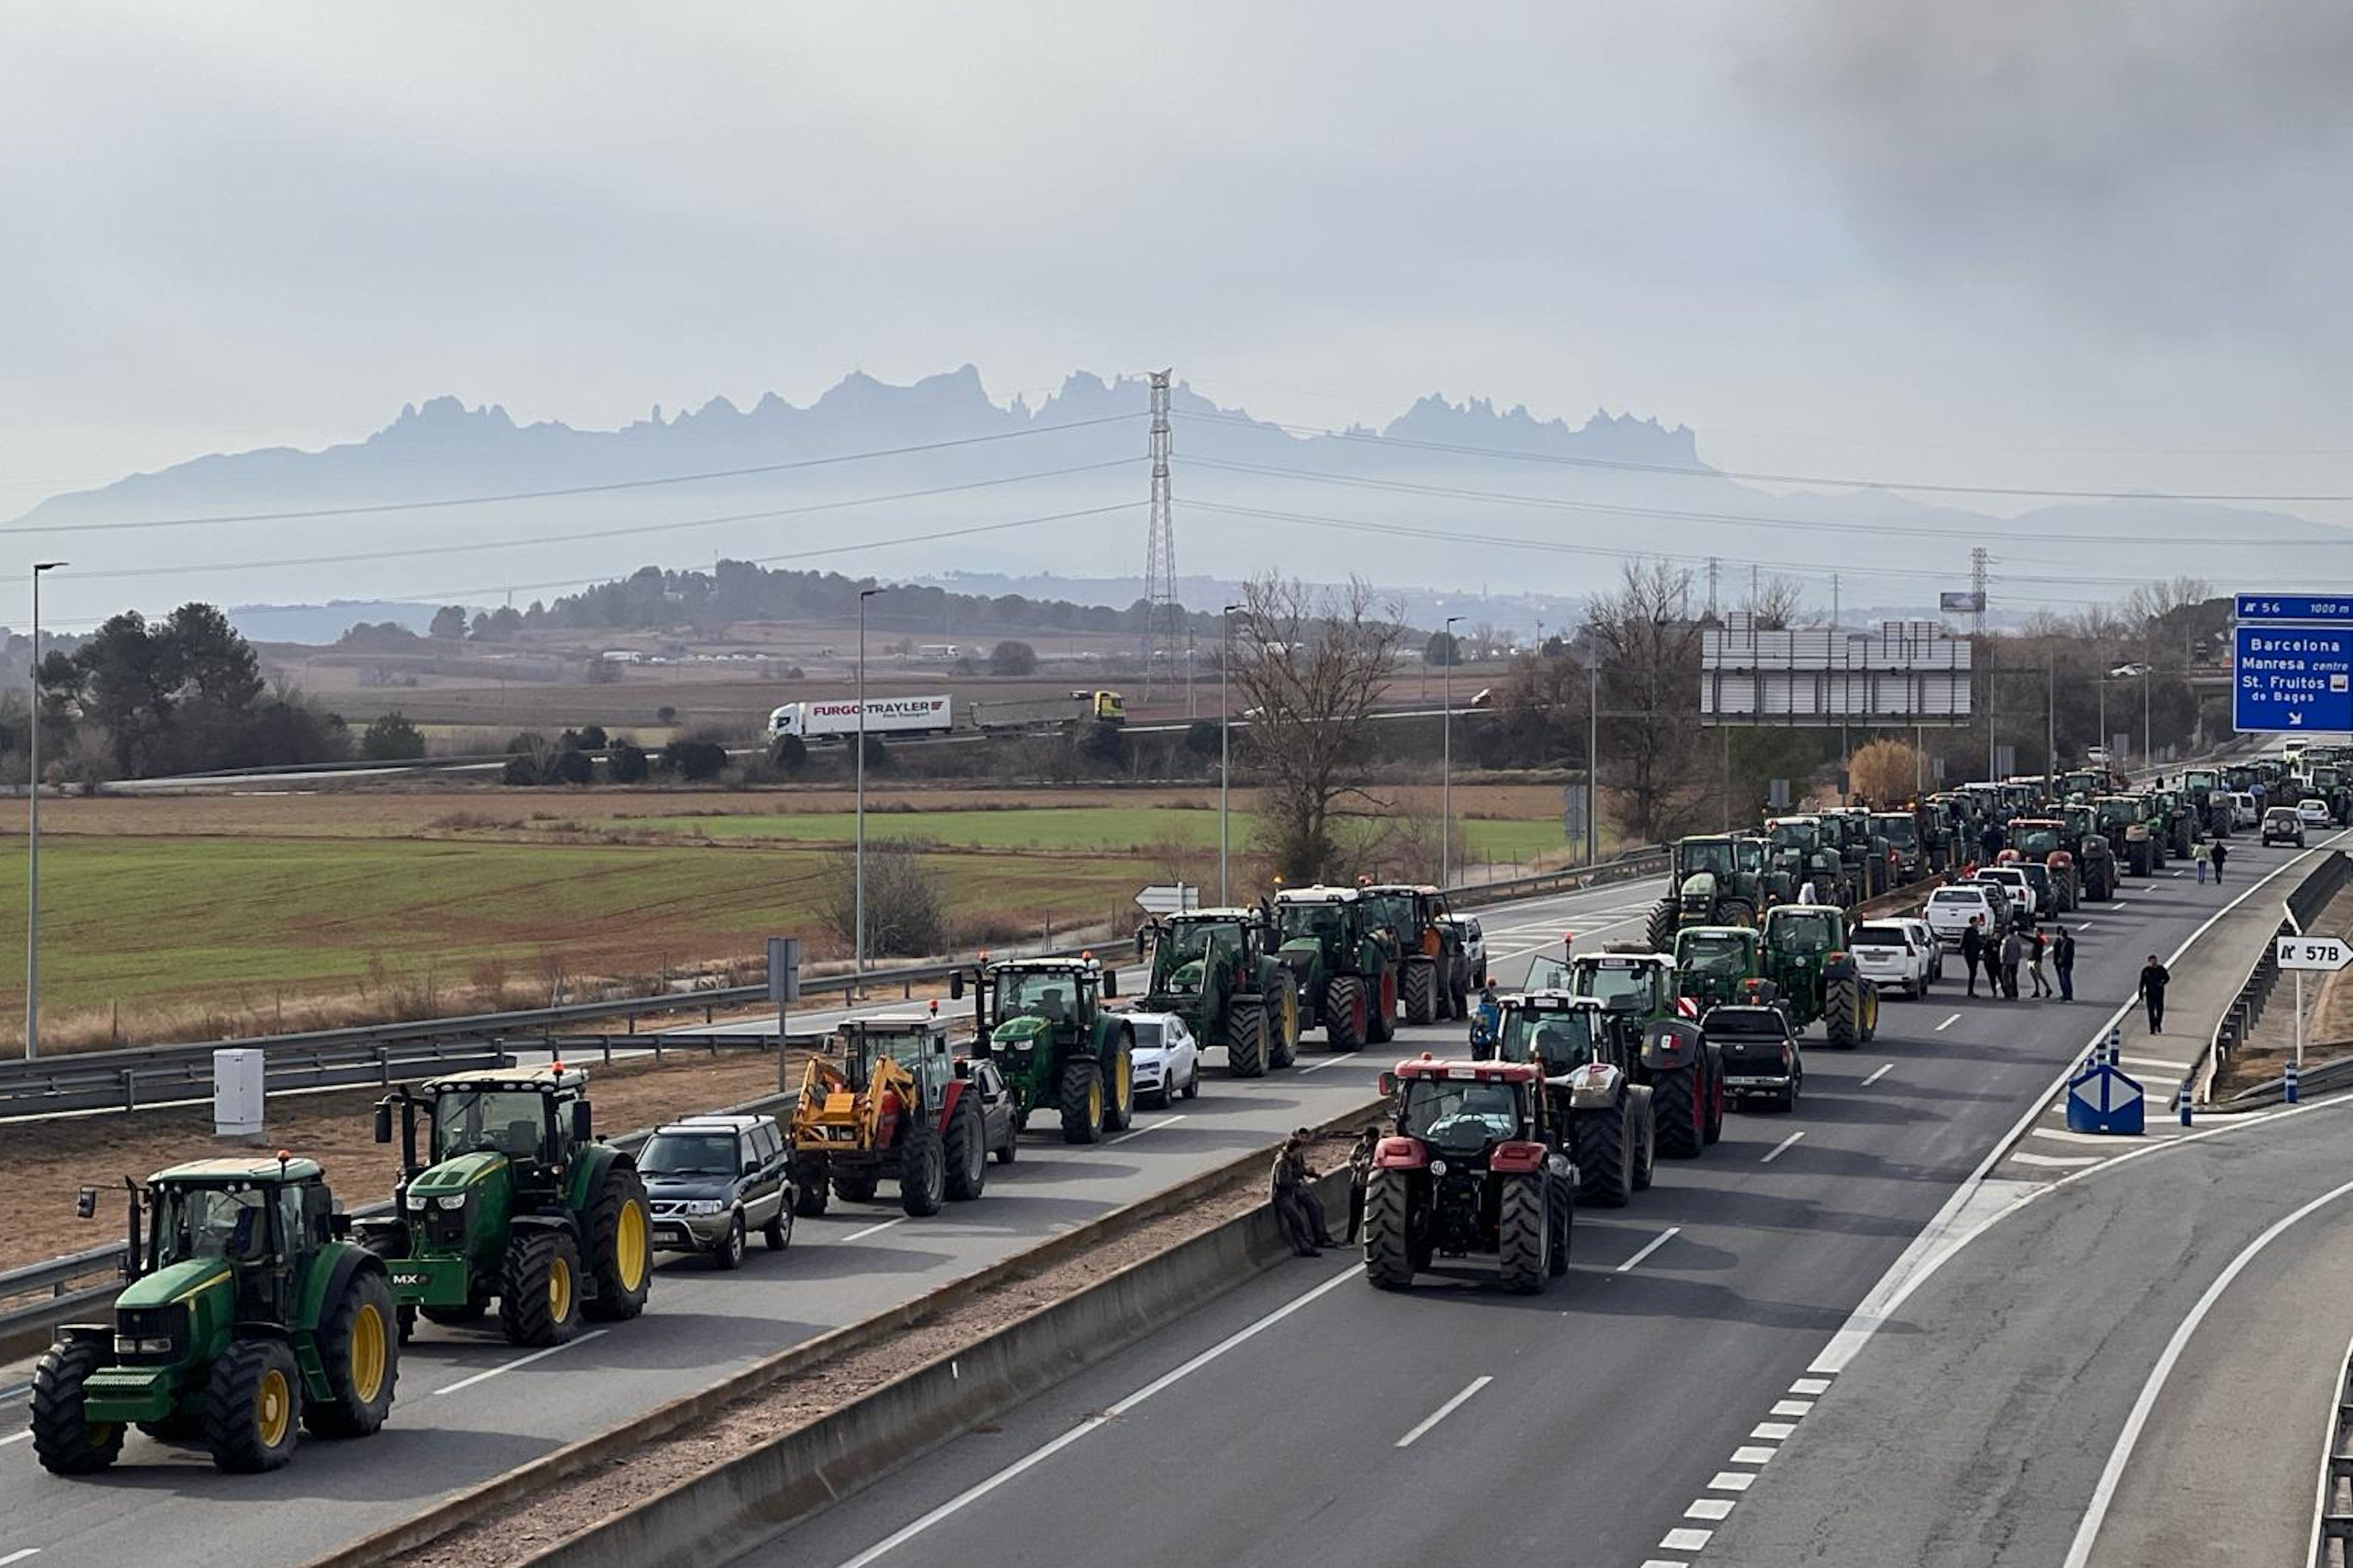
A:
2177 1078 2193 1126
2286 1060 2301 1105
2106 1026 2123 1067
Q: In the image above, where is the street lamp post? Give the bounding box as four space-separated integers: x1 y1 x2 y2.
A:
855 587 884 995
26 560 64 1060
1586 661 1600 867
1442 615 1461 888
1220 604 1239 905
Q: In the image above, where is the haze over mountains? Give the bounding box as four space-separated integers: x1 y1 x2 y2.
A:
11 366 2347 639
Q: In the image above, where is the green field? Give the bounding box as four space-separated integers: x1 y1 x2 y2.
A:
602 805 1571 864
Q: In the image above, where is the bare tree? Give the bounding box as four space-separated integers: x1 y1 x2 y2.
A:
1743 572 1810 631
1229 574 1406 882
1585 559 1709 844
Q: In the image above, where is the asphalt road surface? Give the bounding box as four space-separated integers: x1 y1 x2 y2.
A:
0 872 1659 1568
747 839 2326 1568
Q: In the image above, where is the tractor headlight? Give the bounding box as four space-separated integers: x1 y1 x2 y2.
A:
405 1192 431 1211
433 1194 468 1211
115 1336 173 1355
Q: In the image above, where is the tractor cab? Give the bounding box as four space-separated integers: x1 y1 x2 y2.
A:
1565 948 1677 1027
838 1014 956 1099
1672 925 1764 1012
375 1066 597 1215
2006 818 2067 862
981 958 1109 1045
122 1158 336 1344
1359 884 1448 956
1141 910 1253 999
1273 885 1373 970
1484 990 1612 1075
1667 835 1767 926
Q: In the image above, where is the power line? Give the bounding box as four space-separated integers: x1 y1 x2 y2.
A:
1173 409 2353 505
0 413 1148 535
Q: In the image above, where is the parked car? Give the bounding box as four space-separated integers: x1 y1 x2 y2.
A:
640 1114 794 1268
2015 861 2056 915
2297 797 2335 831
2231 791 2260 830
1126 1012 1201 1107
1926 883 2008 948
1893 916 1945 983
2262 806 2306 848
1701 1003 1803 1111
1851 920 1935 997
1972 865 2038 925
1440 913 1489 986
2086 745 2112 766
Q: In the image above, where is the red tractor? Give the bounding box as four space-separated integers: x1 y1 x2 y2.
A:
1362 1057 1575 1295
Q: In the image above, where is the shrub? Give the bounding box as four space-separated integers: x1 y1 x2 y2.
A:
662 739 728 780
546 747 594 785
817 839 947 957
576 724 609 750
501 754 543 786
608 739 649 783
360 712 428 762
988 640 1038 676
771 734 809 773
655 705 678 724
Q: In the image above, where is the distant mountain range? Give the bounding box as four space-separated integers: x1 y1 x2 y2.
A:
13 366 2348 642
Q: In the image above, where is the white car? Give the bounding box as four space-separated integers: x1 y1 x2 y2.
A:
2297 797 2335 830
1892 916 1945 984
2230 791 2260 829
1440 913 1489 986
1126 1012 1201 1106
1926 883 2008 948
1973 866 2036 924
1851 920 1935 997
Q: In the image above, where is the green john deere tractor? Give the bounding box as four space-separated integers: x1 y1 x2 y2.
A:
1765 816 1853 908
357 1065 653 1349
1672 925 1766 1014
1359 883 1470 1024
2094 794 2156 877
1136 908 1302 1077
1645 835 1770 951
2058 803 2117 901
955 954 1136 1142
1271 885 1398 1050
32 1156 398 1475
1758 903 1879 1049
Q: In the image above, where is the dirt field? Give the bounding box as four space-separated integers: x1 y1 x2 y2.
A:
2218 881 2353 1095
0 1045 809 1275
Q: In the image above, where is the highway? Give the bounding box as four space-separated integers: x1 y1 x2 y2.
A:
745 839 2330 1568
0 872 1657 1568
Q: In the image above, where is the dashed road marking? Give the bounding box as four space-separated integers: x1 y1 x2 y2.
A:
1937 1013 1961 1030
1752 1420 1798 1441
2118 1056 2191 1073
0 1431 31 1448
1709 1470 1758 1491
1616 1226 1682 1274
1685 1498 1736 1521
1395 1374 1492 1448
0 1549 41 1566
1110 1115 1186 1145
1790 1377 1831 1396
1761 1131 1805 1164
2008 1151 2104 1168
1660 1529 1714 1553
1639 1560 1691 1568
1769 1398 1815 1417
1862 1063 1893 1087
1294 1056 1351 1074
1731 1445 1777 1464
433 1330 608 1397
841 1217 908 1243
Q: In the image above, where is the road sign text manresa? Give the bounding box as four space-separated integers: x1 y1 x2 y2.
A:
2276 936 2353 973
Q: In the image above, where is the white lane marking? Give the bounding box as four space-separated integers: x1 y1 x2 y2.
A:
1807 833 2349 1377
1640 1560 1692 1568
2032 1126 2180 1146
1751 1420 1797 1440
1862 1064 1894 1087
2308 1321 2353 1565
2118 1056 2192 1073
1660 1528 1714 1551
1936 1013 1962 1031
1730 1445 1778 1464
2061 1174 2353 1568
1110 1115 1186 1146
433 1330 607 1396
0 1431 30 1448
1394 1374 1492 1448
1790 1376 1832 1396
1709 1470 1758 1492
1761 1132 1806 1164
1769 1398 1815 1417
2008 1151 2103 1168
2171 870 2186 878
0 1383 28 1403
2110 900 2131 908
0 1549 40 1565
832 1265 1360 1568
1615 1226 1683 1274
1685 1498 1736 1521
842 1217 908 1243
1295 1056 1351 1073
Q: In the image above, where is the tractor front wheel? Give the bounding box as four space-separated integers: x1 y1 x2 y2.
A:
1400 958 1436 1027
204 1337 302 1474
1497 1172 1552 1295
1268 973 1301 1070
498 1230 585 1348
1547 1170 1574 1276
303 1267 398 1439
1571 1103 1635 1209
899 1126 947 1216
1363 1169 1419 1290
1059 1057 1106 1144
1325 976 1368 1052
833 1173 880 1203
1103 1036 1137 1133
1823 973 1863 1049
30 1337 122 1475
1703 1057 1726 1144
1368 971 1398 1044
1630 1088 1656 1191
582 1164 654 1322
1644 899 1678 954
1721 898 1756 930
1226 999 1269 1078
791 1160 831 1217
943 1095 988 1201
1651 1062 1705 1159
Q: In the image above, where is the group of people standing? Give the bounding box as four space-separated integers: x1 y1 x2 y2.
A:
1959 915 2075 1001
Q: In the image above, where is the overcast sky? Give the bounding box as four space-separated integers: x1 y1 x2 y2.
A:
6 1 2351 598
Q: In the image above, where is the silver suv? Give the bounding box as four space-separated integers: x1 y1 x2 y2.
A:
640 1114 794 1269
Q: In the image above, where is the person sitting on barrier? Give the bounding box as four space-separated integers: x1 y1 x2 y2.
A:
1270 1136 1321 1257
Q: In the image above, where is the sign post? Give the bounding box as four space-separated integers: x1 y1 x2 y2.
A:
768 936 802 1093
2274 935 2351 1103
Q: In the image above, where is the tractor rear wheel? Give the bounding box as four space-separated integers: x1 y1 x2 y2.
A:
1630 1088 1656 1191
1226 999 1269 1078
1721 898 1756 930
1547 1171 1573 1275
1104 1036 1137 1133
1368 972 1398 1045
1325 976 1368 1051
833 1173 880 1203
1861 986 1880 1043
791 1160 830 1217
582 1164 654 1322
497 1230 584 1348
1268 973 1301 1069
1400 958 1436 1027
1823 973 1862 1049
1363 1169 1418 1290
1651 1062 1705 1159
303 1267 398 1439
1645 899 1677 953
899 1126 947 1216
1571 1103 1634 1208
1059 1057 1106 1144
1497 1173 1550 1295
204 1337 302 1474
1703 1056 1726 1144
944 1095 988 1201
30 1337 122 1474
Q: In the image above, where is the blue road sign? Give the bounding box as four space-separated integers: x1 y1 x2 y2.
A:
2065 1062 2144 1136
2235 625 2353 734
2236 594 2353 623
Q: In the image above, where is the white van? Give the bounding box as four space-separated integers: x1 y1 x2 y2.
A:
1926 884 2008 948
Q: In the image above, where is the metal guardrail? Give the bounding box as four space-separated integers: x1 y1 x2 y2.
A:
2197 849 2352 1104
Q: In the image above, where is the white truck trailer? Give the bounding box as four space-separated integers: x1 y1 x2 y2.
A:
767 695 954 741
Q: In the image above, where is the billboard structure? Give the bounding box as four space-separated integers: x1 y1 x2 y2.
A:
1702 617 1973 727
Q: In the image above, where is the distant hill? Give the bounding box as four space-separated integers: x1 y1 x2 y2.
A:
13 366 2350 630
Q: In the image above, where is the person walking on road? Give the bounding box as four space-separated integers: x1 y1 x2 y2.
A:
2210 840 2229 886
2027 926 2052 997
1999 928 2025 999
2054 926 2077 1002
1982 925 2005 997
2139 954 2171 1033
1344 1125 1379 1244
1960 917 1985 998
1271 1136 1321 1257
2193 837 2210 884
